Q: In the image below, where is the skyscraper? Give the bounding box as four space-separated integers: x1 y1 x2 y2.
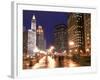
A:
28 15 36 55
54 24 68 52
36 25 46 51
67 13 85 55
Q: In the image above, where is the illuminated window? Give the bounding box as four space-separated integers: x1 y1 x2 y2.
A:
87 37 89 40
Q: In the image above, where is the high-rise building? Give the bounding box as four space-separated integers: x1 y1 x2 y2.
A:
54 24 68 52
28 15 36 55
23 31 28 54
36 25 46 51
84 14 91 56
67 13 85 55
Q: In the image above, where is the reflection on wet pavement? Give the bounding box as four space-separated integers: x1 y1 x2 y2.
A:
32 56 80 69
23 54 90 69
32 56 56 69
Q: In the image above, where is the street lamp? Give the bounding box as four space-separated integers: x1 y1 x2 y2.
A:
69 41 75 46
86 48 89 52
69 50 72 53
69 41 75 55
75 49 78 52
80 50 83 53
74 49 78 54
48 46 55 54
86 48 90 56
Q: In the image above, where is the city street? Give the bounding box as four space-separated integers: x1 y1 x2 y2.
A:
32 56 56 69
23 53 90 69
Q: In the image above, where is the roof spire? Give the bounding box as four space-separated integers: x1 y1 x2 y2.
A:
32 15 35 19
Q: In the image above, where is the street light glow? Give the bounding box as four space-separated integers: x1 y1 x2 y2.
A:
50 46 55 50
86 48 89 52
48 46 55 53
69 41 75 46
75 49 78 52
69 50 72 53
33 46 40 53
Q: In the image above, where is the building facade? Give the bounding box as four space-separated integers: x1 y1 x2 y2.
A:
84 14 91 56
67 13 85 55
23 31 28 54
36 25 46 51
54 24 68 52
28 15 37 55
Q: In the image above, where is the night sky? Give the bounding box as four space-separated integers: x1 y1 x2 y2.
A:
23 10 69 48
